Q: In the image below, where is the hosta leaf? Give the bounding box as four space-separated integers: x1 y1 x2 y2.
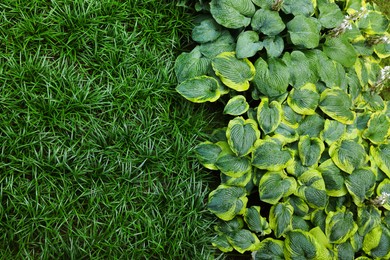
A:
200 30 236 58
318 2 344 28
252 238 285 260
320 119 346 146
281 0 314 16
210 0 256 29
227 229 261 254
297 169 328 209
292 215 311 231
215 217 244 234
208 185 248 221
284 230 324 259
363 225 390 259
263 36 284 58
357 91 386 112
311 209 327 233
221 170 252 187
194 141 222 170
269 202 294 238
357 205 381 236
286 195 309 218
297 113 325 138
312 50 339 88
370 143 390 178
211 234 234 252
329 138 368 174
176 76 221 103
319 88 356 124
236 31 263 59
216 153 251 177
358 11 390 35
244 206 271 235
212 52 255 92
257 97 282 135
252 138 294 171
335 241 355 260
376 179 390 210
227 117 260 157
362 112 390 145
325 208 358 244
345 167 376 206
253 57 290 97
224 95 250 116
374 42 390 59
317 159 347 197
251 9 285 36
298 136 325 167
175 46 211 83
283 51 319 88
273 122 299 144
286 157 311 178
259 171 297 205
283 104 302 126
287 83 319 115
287 15 321 49
192 15 223 43
323 35 357 68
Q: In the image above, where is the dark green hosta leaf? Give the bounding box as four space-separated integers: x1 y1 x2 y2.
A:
215 217 244 234
284 230 326 259
236 30 263 59
283 51 318 88
362 112 390 145
345 167 376 206
329 138 368 174
318 2 344 29
252 138 294 171
251 9 285 36
310 50 339 88
258 171 297 205
208 185 248 221
212 52 255 92
221 170 252 187
363 225 390 259
282 104 302 126
371 143 390 179
297 169 328 209
227 229 261 254
252 238 285 260
176 76 221 103
311 209 327 233
257 97 282 135
323 36 357 68
211 234 234 253
358 11 390 35
263 36 284 58
325 208 358 244
216 153 251 177
297 113 325 138
244 206 271 235
175 46 211 83
287 15 321 49
317 159 347 197
273 122 299 145
374 42 390 59
194 141 222 170
286 196 309 218
319 88 356 124
269 202 294 238
253 57 290 97
226 117 260 157
223 95 250 116
320 119 346 146
335 241 355 260
287 83 319 115
192 15 223 43
357 205 381 236
298 136 325 167
200 30 236 58
281 0 314 16
210 0 256 29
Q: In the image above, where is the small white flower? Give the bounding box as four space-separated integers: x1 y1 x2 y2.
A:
371 192 390 206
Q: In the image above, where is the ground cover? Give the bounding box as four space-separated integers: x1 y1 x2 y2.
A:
0 0 218 258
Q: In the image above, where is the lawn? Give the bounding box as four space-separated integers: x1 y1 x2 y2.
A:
0 0 219 258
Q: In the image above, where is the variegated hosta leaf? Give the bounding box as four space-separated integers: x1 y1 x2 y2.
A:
317 159 347 197
174 46 211 83
325 208 358 244
297 169 328 209
298 135 325 167
211 234 234 253
244 206 271 235
282 104 302 126
212 52 255 91
292 215 311 231
192 15 223 43
287 83 319 115
223 95 249 116
221 170 252 187
329 138 368 174
311 209 327 233
320 119 346 146
200 30 236 59
210 0 256 29
257 97 283 135
326 196 350 214
362 112 390 145
345 167 376 206
258 171 297 205
176 76 221 103
284 230 326 259
357 205 382 237
358 11 390 35
371 143 390 178
286 196 309 218
376 179 390 210
287 15 321 49
269 202 294 238
215 153 251 177
374 41 390 59
297 113 325 138
252 238 285 260
319 88 356 125
273 122 299 145
356 91 386 112
323 35 357 68
252 138 294 171
208 185 248 221
251 9 285 36
363 225 390 259
335 241 355 260
235 30 263 59
194 141 222 170
227 229 261 254
215 217 244 234
226 117 260 157
283 51 319 88
285 156 311 178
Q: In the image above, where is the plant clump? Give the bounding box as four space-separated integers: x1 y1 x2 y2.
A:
175 0 390 258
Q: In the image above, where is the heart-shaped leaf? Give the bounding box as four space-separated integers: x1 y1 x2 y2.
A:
269 202 294 238
258 171 297 204
251 9 285 36
226 117 260 156
176 76 221 103
210 0 256 29
252 138 294 171
319 88 356 124
287 83 320 115
287 15 321 49
257 97 282 135
236 30 263 59
224 95 250 116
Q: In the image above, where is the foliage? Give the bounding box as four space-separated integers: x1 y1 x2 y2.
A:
175 0 390 258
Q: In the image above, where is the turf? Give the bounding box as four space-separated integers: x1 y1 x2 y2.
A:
0 0 219 258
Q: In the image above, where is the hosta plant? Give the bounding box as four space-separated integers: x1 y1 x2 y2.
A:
175 0 390 258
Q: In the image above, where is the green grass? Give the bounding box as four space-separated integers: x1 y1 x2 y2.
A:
0 0 220 258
